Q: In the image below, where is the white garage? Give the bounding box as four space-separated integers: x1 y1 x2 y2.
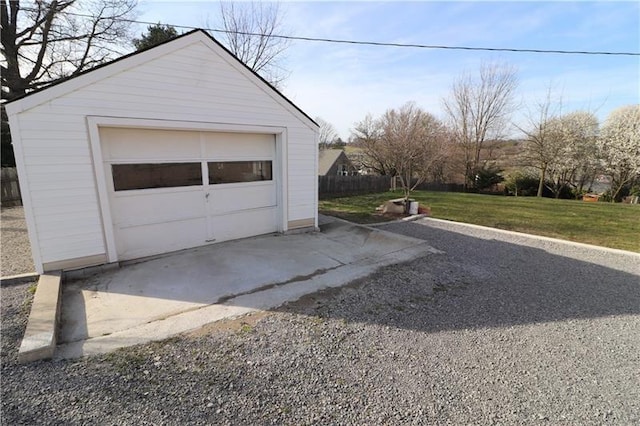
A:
6 30 319 274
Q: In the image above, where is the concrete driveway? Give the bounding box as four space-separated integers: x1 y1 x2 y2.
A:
57 216 437 358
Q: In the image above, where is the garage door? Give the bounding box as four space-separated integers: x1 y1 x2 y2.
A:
100 127 278 261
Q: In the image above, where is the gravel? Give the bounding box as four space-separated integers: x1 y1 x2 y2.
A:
1 206 35 276
1 281 35 366
2 218 639 425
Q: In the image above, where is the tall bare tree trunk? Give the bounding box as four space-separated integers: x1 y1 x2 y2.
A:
443 61 518 191
537 165 546 197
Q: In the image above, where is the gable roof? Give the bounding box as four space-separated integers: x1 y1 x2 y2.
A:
5 29 318 130
318 149 353 175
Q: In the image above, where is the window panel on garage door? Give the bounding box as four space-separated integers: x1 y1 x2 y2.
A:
208 161 272 184
112 163 202 191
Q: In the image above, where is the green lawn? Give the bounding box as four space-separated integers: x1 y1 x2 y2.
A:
319 191 640 252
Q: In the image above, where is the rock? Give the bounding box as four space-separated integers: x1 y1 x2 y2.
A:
380 200 405 214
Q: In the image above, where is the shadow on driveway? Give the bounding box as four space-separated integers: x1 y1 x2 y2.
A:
273 221 640 334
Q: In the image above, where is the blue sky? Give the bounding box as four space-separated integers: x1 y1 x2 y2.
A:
137 1 640 139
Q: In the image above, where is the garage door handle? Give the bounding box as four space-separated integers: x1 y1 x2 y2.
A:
205 193 210 200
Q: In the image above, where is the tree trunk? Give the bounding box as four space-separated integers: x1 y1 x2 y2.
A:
537 166 546 197
611 182 625 203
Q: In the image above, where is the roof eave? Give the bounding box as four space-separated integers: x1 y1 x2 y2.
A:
5 29 319 131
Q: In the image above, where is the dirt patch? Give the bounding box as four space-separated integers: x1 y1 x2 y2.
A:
187 310 272 337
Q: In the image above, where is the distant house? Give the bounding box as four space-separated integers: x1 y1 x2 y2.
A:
318 149 357 176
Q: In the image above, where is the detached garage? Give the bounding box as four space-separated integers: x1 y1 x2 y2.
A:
6 29 319 274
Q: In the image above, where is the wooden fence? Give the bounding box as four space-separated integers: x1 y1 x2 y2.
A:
319 175 392 197
1 167 22 206
319 175 464 197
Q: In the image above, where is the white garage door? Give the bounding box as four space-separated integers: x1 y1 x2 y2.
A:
100 127 278 261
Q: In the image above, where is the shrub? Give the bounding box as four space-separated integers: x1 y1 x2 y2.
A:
600 184 637 202
504 172 540 196
473 165 504 191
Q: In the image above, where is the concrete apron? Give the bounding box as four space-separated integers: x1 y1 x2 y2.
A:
56 218 440 359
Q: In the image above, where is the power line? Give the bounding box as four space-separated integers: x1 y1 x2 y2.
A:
23 8 640 56
228 31 640 56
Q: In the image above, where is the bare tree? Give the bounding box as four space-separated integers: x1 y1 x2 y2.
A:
213 1 290 88
1 0 138 166
380 102 448 199
316 116 338 150
351 113 390 175
352 103 447 199
518 88 564 197
443 61 518 189
1 0 138 100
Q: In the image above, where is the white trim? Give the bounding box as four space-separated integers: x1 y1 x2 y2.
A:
313 132 319 228
277 130 288 232
6 114 44 274
87 118 118 263
107 156 274 163
87 116 286 134
87 116 287 263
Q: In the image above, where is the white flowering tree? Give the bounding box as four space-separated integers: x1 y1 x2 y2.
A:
547 111 599 197
598 105 640 201
521 104 599 198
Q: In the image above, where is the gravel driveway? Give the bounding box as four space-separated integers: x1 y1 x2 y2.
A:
1 206 35 276
2 218 639 425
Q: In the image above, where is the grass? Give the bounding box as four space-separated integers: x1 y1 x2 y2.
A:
27 282 38 295
319 191 640 252
238 322 254 334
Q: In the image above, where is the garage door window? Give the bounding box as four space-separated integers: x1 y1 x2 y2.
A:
208 161 272 184
112 163 202 191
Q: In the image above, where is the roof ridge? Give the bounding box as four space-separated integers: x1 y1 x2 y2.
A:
6 29 318 129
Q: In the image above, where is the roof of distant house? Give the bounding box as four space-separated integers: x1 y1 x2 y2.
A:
318 149 350 175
